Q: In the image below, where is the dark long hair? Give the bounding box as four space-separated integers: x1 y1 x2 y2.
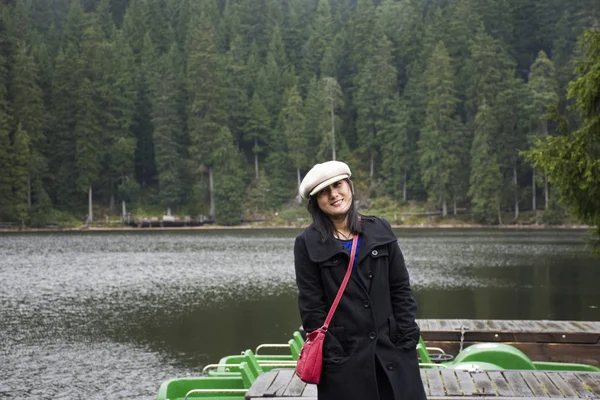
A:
307 179 362 242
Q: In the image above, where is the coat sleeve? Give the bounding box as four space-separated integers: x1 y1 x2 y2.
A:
382 219 420 348
294 234 328 333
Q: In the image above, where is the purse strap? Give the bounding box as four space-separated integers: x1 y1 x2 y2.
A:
322 234 359 330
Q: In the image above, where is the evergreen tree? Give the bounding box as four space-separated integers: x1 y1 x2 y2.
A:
495 76 529 219
302 0 334 81
224 35 249 147
49 45 80 209
303 76 327 165
152 43 185 208
380 96 411 201
10 43 47 211
186 2 228 218
259 25 294 121
527 50 558 210
418 41 460 215
525 29 600 253
244 93 270 181
0 39 12 219
214 141 246 225
12 124 30 222
279 85 307 196
469 102 503 224
464 24 515 121
354 29 397 182
132 33 157 187
320 77 344 161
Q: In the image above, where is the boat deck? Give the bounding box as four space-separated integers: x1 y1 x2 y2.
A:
418 319 600 367
245 368 600 399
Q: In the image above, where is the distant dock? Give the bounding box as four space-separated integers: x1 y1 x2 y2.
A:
418 319 600 368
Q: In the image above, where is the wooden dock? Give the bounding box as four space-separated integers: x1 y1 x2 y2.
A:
418 319 600 367
245 368 600 399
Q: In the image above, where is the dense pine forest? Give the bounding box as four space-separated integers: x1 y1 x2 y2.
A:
0 0 598 226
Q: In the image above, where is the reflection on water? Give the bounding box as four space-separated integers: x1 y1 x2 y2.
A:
0 229 598 398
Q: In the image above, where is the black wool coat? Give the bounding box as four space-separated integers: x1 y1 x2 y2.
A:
294 216 426 400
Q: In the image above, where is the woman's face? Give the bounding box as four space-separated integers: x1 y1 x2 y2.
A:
315 179 353 219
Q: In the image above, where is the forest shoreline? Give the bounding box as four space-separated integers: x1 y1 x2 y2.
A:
0 223 594 233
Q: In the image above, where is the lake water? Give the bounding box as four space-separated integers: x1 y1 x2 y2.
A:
0 228 598 399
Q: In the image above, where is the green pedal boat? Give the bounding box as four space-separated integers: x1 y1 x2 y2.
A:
156 331 600 400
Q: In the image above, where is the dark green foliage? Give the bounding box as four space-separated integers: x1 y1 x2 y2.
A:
12 124 30 221
469 103 503 224
0 0 596 230
525 30 600 252
152 43 185 208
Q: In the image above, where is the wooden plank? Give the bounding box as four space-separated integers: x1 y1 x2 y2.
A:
520 371 552 398
471 371 496 396
425 369 445 396
438 319 451 331
429 319 440 331
506 320 523 331
546 371 578 398
455 370 477 395
473 320 488 331
302 384 317 397
559 372 594 398
282 372 306 397
502 371 534 397
447 319 464 331
264 368 295 397
556 320 578 332
440 369 462 396
576 321 600 332
576 373 600 396
534 371 567 398
420 369 430 396
487 371 514 397
245 369 279 398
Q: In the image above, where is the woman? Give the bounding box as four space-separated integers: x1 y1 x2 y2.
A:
294 161 426 400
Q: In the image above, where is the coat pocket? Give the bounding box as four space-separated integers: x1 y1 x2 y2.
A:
389 315 419 352
323 326 349 365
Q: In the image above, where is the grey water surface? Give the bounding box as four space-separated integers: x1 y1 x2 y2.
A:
0 228 598 399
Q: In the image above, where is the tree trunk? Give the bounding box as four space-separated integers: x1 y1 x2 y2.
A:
453 193 457 216
297 168 302 203
544 173 549 209
109 192 115 213
254 138 259 181
27 177 31 210
209 167 215 218
122 201 126 223
331 98 336 161
498 202 502 225
88 186 93 224
369 152 374 182
442 195 447 217
514 165 519 220
403 171 407 202
532 168 536 211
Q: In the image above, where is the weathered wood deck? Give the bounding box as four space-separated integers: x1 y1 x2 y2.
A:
418 319 600 367
245 368 600 399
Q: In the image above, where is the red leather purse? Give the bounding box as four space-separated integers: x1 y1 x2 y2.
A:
295 235 359 384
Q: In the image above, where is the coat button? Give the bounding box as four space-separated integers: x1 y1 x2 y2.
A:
387 362 394 370
371 249 378 256
363 300 370 308
369 332 376 340
368 271 373 278
390 333 398 342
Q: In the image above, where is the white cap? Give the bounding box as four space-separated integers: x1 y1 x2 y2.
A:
299 161 352 199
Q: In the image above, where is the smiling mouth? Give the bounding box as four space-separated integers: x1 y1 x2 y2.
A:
331 199 343 207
